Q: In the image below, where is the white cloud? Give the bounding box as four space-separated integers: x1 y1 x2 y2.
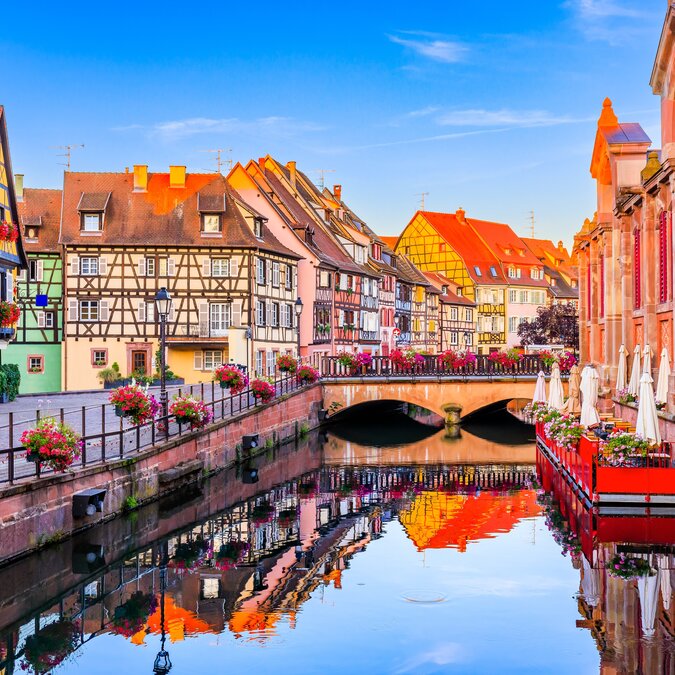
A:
563 0 656 44
388 33 468 63
436 108 592 128
405 106 441 119
565 0 640 19
395 643 465 674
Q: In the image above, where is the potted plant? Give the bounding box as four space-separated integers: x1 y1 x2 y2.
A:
537 350 557 369
606 553 654 580
111 592 158 637
20 418 82 471
598 431 652 467
278 507 297 528
355 352 373 373
22 619 79 673
297 365 320 384
616 387 638 404
0 300 20 338
214 364 249 394
99 362 126 388
523 401 550 423
276 354 298 373
0 220 19 243
109 384 159 425
250 378 275 404
251 501 275 525
545 414 584 450
558 351 577 373
214 540 250 571
488 348 523 370
169 395 213 429
169 539 210 573
337 352 357 373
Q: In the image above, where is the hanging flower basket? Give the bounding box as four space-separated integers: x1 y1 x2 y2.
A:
488 349 523 370
297 365 319 384
558 351 577 373
0 301 20 328
438 349 477 370
169 395 213 429
544 414 584 450
523 401 551 423
111 592 158 638
250 379 275 404
169 539 210 573
109 384 159 425
390 349 425 371
606 553 654 580
276 354 298 373
22 619 80 674
298 480 317 499
213 364 249 394
20 419 82 472
214 540 250 570
278 507 298 528
251 501 275 525
0 221 19 243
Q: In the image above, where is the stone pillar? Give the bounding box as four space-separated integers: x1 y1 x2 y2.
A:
619 214 634 355
577 243 591 364
442 403 462 429
588 235 600 364
643 198 658 375
603 222 622 389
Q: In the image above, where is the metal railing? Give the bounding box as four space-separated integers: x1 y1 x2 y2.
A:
0 373 307 486
169 322 228 339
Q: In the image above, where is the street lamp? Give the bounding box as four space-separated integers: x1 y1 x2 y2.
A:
155 287 172 435
295 297 303 361
153 542 172 674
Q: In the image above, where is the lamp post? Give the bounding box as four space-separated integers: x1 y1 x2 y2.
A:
244 326 252 375
295 297 303 361
155 288 172 436
153 541 172 674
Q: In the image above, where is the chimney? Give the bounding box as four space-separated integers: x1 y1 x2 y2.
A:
14 174 24 202
557 240 565 251
169 165 186 188
334 184 342 201
286 160 297 187
133 165 148 192
455 207 466 223
258 157 266 169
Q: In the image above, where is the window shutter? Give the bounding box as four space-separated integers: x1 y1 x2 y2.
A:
168 303 176 322
137 258 146 277
37 311 46 328
193 351 203 370
68 299 78 321
36 260 44 282
70 256 80 276
199 302 209 334
339 309 345 326
230 258 239 278
17 268 26 283
100 300 110 322
167 257 176 276
99 257 107 276
267 260 273 285
6 272 13 301
147 303 155 323
202 258 211 277
137 300 146 322
232 300 242 326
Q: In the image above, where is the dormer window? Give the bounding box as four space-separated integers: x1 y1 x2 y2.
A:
82 212 102 232
489 266 498 277
202 214 222 233
254 218 264 239
474 266 482 277
78 192 111 233
304 226 314 246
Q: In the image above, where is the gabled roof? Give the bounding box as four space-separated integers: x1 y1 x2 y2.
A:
59 170 297 257
423 272 475 306
521 237 578 282
18 188 62 253
380 236 399 250
416 210 506 285
544 265 579 299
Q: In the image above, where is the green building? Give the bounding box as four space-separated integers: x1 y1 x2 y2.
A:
5 184 63 393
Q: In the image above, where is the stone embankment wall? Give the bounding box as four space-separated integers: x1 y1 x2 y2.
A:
0 384 322 566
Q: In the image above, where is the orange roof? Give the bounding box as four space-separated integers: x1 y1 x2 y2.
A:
418 210 506 285
521 237 578 281
423 271 475 306
399 490 540 552
17 188 62 252
380 236 399 250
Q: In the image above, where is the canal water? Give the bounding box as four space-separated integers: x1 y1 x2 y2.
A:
1 407 673 674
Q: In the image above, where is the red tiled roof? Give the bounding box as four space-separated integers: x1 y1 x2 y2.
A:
59 171 298 257
423 271 475 306
521 237 578 282
17 188 62 252
380 236 399 250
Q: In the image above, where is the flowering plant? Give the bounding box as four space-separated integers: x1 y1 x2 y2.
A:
438 349 477 369
545 414 584 450
278 507 298 528
598 431 651 467
337 351 357 370
169 395 212 429
544 503 582 559
616 387 637 404
606 553 654 580
250 378 275 403
214 364 249 394
111 592 158 638
0 301 20 327
109 384 159 425
169 539 210 573
523 401 551 423
214 540 250 570
297 365 320 384
538 350 557 368
656 400 667 411
20 418 82 472
558 351 577 373
488 348 522 368
298 480 318 498
355 352 373 368
22 619 80 673
390 349 425 370
0 221 19 243
276 354 298 373
251 501 275 525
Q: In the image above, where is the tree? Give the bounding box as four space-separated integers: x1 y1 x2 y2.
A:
517 303 579 350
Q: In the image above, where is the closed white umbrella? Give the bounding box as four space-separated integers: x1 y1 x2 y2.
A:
562 364 581 415
581 554 600 607
656 348 671 406
580 366 601 427
547 363 565 410
637 568 660 638
616 344 628 392
658 555 671 611
628 345 641 397
636 372 661 445
643 344 653 375
533 371 547 403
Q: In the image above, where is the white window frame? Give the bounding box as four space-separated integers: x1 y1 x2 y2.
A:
203 349 223 370
210 303 231 335
256 258 266 285
82 213 102 232
80 257 99 276
272 261 280 288
202 214 221 234
256 300 265 326
80 300 100 322
211 258 230 277
449 307 458 321
256 350 264 375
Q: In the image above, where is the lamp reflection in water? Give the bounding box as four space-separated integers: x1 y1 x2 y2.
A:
153 542 172 675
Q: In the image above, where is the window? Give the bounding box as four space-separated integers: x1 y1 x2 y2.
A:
28 259 43 282
473 266 482 277
508 267 516 278
319 270 331 288
92 349 107 367
272 262 280 287
281 303 292 327
266 351 275 376
201 578 220 600
509 317 518 333
456 288 463 297
204 350 223 370
28 355 44 373
256 258 266 285
530 268 540 280
254 218 264 239
44 311 55 329
256 300 266 326
210 303 230 335
450 307 458 321
81 213 102 232
146 257 155 277
519 291 528 304
465 309 472 322
202 214 222 233
285 264 292 290
211 259 230 277
158 257 175 277
80 257 99 276
489 266 498 277
450 332 458 346
256 350 264 375
271 302 279 327
508 289 517 303
80 300 99 321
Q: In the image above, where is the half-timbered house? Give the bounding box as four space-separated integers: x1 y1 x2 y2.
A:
60 166 299 390
8 185 63 392
424 272 476 352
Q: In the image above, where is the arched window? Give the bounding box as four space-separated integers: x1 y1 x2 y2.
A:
659 211 670 303
634 228 642 309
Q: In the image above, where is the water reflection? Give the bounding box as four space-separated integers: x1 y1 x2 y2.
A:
1 423 673 673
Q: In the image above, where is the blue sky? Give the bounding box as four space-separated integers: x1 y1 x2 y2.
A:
2 0 665 244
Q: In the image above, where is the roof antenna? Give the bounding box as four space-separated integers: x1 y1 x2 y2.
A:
201 148 232 173
528 210 535 238
53 144 85 171
416 192 429 210
313 168 335 190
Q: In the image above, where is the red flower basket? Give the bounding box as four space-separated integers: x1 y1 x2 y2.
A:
297 365 319 384
214 364 249 394
169 395 213 429
276 354 298 373
251 379 275 404
20 419 82 472
0 301 20 327
0 221 19 243
109 384 159 425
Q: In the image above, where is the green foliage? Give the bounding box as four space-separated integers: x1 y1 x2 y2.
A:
264 437 274 449
299 423 309 438
98 367 122 383
0 364 20 400
122 495 139 512
154 348 179 381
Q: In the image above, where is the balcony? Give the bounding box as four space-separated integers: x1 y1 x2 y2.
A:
313 327 332 344
396 300 412 311
360 330 379 342
167 323 229 345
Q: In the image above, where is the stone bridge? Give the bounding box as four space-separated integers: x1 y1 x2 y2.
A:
321 376 566 425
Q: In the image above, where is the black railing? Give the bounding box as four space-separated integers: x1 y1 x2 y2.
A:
321 354 549 378
0 374 308 486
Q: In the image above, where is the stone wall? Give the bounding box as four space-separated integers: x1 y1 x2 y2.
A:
614 400 675 442
0 384 322 566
